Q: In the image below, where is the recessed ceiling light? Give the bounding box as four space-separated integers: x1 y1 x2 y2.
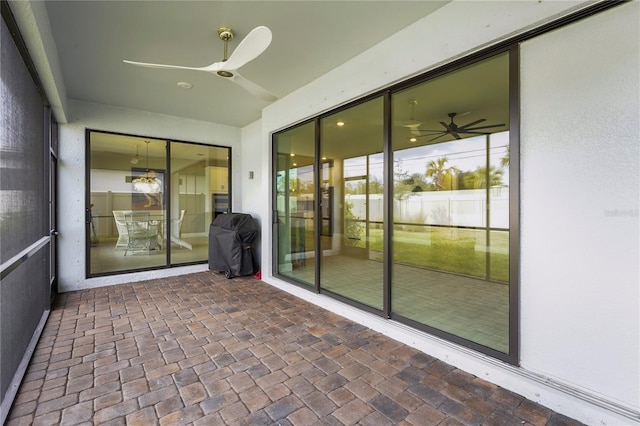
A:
177 81 193 89
337 121 345 127
410 137 417 142
290 153 295 157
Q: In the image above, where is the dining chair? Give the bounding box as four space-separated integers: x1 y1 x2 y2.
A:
112 210 130 250
124 211 159 255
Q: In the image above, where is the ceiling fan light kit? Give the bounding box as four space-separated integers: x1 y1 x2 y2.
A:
123 25 276 101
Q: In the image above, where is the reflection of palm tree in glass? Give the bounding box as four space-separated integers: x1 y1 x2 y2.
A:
501 146 510 169
464 166 504 189
426 157 457 191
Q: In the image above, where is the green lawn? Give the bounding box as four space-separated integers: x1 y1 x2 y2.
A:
367 226 509 283
294 222 510 283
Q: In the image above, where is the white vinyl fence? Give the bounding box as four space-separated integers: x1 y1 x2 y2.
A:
345 187 509 229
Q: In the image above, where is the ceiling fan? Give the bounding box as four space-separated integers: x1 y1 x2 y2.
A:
416 112 505 142
400 99 423 136
123 26 277 102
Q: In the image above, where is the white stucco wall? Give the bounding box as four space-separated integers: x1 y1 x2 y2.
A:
519 2 640 410
57 100 241 292
238 119 265 267
255 1 639 424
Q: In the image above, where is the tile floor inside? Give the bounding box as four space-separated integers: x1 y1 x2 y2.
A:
282 255 509 353
89 236 209 275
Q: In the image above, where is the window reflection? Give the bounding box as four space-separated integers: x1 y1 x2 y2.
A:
272 51 514 356
88 132 230 275
391 52 510 352
170 142 230 265
89 135 167 275
320 97 385 310
274 122 316 287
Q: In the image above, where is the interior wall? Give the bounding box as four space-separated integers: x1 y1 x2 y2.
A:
255 1 639 424
58 99 241 292
519 1 639 408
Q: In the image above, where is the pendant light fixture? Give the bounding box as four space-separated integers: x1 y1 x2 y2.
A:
130 145 140 164
132 141 161 193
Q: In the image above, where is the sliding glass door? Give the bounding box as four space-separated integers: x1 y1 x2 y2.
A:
88 133 167 274
319 97 385 310
170 142 230 264
87 131 230 276
272 49 517 361
273 121 316 287
391 52 511 353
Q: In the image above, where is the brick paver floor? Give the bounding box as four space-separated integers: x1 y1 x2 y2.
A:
7 271 584 425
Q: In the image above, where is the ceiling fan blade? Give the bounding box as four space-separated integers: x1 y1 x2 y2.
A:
220 26 272 71
456 131 491 135
415 131 446 137
123 59 222 73
419 130 487 138
464 123 506 131
401 121 422 128
458 118 486 129
414 128 447 133
399 122 424 136
228 72 277 102
427 133 451 143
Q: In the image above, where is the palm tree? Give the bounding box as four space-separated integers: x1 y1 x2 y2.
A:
426 157 448 190
426 157 457 191
463 165 504 189
500 146 510 169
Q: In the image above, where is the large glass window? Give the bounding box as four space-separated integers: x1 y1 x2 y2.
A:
319 97 385 310
391 52 511 353
170 142 230 265
272 50 517 360
87 131 230 276
274 121 316 287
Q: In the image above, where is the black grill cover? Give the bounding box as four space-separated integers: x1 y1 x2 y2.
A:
209 213 257 278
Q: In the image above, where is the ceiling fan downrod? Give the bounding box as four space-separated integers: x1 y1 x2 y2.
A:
447 112 458 130
217 27 234 77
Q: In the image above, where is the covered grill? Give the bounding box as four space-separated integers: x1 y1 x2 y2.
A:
208 213 257 278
